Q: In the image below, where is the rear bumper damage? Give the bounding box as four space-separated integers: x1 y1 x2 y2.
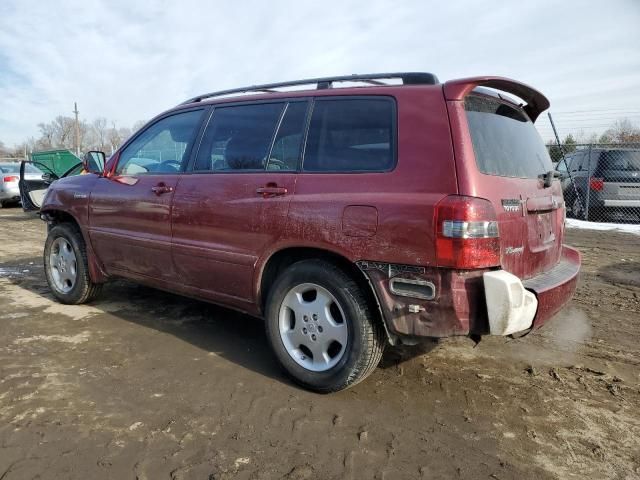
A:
483 270 537 335
358 245 581 342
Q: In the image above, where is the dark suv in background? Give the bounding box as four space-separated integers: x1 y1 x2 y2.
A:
34 73 580 392
557 147 640 222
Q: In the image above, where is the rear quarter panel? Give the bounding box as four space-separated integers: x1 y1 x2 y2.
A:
446 99 565 279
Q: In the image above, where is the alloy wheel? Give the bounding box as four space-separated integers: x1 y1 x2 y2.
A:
278 283 349 372
49 237 77 293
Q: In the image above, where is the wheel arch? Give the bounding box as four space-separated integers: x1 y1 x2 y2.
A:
41 208 108 283
256 246 395 344
41 209 81 231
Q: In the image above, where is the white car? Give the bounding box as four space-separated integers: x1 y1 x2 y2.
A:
0 163 43 207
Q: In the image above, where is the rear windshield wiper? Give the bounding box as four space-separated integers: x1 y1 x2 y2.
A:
538 170 562 188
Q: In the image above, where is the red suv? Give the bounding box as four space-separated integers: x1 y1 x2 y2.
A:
39 73 580 392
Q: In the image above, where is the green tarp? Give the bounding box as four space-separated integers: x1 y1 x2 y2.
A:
30 149 81 178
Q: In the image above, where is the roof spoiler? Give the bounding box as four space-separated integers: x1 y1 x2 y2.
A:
443 76 550 122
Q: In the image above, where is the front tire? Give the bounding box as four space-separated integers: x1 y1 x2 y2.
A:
44 223 102 304
265 259 385 393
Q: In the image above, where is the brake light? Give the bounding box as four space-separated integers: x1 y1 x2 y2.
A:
434 195 500 269
3 175 18 183
589 177 604 192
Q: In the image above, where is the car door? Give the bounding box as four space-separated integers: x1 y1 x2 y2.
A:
171 100 308 304
20 161 82 211
89 108 205 280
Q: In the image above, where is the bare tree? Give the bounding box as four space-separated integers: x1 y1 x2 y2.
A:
13 138 36 158
51 116 75 149
37 122 55 149
78 120 93 152
131 120 146 133
603 118 640 144
92 117 108 151
108 122 122 153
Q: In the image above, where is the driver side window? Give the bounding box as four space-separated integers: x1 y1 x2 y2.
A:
556 159 568 173
116 109 203 175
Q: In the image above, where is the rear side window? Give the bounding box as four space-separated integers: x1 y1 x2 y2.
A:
303 98 395 172
194 103 284 171
25 164 43 174
571 151 585 171
267 102 309 171
465 95 552 179
555 159 568 173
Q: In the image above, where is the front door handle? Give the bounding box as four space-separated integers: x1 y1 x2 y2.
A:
151 183 174 195
256 185 288 197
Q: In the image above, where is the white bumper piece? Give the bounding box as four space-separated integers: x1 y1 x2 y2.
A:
483 270 537 336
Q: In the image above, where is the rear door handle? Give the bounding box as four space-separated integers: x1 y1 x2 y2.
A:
256 186 288 197
151 183 174 195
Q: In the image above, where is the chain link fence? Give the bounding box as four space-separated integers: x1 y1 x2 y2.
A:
548 143 640 224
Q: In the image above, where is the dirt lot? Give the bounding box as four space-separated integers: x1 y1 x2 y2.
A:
0 207 638 480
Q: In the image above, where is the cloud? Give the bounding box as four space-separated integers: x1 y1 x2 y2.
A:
0 0 639 145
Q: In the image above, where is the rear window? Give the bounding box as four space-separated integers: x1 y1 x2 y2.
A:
600 150 640 171
0 164 19 173
303 98 395 172
465 95 552 178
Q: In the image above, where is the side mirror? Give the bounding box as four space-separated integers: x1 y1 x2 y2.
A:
82 151 106 175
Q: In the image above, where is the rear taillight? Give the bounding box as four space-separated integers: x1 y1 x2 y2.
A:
589 177 604 192
435 195 500 269
3 175 18 183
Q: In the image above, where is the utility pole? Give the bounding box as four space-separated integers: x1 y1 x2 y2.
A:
73 102 80 156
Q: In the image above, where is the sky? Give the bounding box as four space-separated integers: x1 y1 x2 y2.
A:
0 0 639 147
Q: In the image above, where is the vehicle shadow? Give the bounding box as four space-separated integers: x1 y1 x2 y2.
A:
378 340 439 369
1 256 434 386
2 255 293 386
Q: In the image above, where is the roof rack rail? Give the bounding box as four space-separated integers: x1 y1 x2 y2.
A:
180 72 439 105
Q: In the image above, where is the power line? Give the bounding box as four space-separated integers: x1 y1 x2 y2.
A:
550 108 640 114
550 113 640 118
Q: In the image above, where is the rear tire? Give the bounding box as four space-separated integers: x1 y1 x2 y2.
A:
44 223 102 304
265 259 385 393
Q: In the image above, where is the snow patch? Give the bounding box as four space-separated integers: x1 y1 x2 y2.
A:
565 219 640 236
14 332 91 345
234 457 251 468
128 422 144 431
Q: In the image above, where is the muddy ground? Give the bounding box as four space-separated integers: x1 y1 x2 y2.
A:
0 207 638 480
